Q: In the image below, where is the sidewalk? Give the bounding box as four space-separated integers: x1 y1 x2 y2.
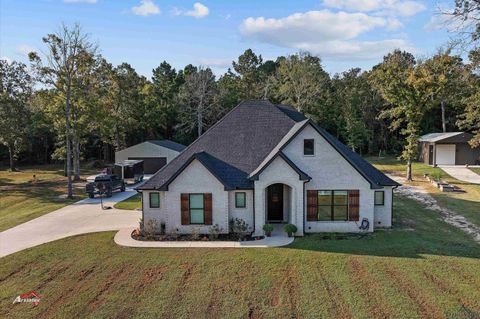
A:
114 228 294 248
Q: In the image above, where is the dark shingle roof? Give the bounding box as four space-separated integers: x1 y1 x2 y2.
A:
138 100 399 190
147 140 186 152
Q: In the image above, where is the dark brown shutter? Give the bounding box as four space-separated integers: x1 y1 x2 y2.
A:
204 193 212 225
348 190 359 221
181 194 189 225
307 190 317 221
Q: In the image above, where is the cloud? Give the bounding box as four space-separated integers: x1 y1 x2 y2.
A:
172 2 209 18
132 0 160 16
16 44 37 57
64 0 97 3
240 10 413 60
198 58 232 68
323 0 426 17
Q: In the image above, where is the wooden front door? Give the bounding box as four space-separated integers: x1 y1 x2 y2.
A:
267 183 284 221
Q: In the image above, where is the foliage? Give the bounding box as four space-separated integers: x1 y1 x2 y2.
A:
229 218 249 240
209 224 221 239
262 223 274 233
283 223 297 236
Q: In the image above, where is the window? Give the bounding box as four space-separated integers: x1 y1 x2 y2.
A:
149 192 160 208
235 192 246 208
189 194 204 224
304 139 314 155
374 191 385 206
317 190 348 221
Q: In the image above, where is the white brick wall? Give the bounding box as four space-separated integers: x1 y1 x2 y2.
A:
282 124 380 233
143 159 229 235
373 187 393 228
228 190 254 232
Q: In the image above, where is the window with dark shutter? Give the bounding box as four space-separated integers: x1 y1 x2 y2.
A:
204 193 212 225
348 190 360 221
181 194 189 225
307 190 317 221
307 190 358 221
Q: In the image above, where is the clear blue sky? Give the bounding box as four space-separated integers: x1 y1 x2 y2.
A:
0 0 454 77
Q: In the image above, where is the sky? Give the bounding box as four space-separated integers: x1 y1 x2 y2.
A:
0 0 456 77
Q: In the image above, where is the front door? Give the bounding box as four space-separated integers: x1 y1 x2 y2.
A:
267 183 284 222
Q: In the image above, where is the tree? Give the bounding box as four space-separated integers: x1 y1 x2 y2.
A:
370 50 430 181
177 66 217 137
457 48 480 147
0 60 32 171
448 0 480 43
414 48 466 132
275 52 330 114
232 49 263 99
29 23 97 198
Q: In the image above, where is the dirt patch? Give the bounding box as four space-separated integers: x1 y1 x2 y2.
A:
135 266 167 290
390 175 480 242
382 261 444 319
349 257 392 319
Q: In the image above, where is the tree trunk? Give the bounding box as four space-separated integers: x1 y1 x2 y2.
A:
73 136 81 181
66 77 73 199
8 144 15 172
441 100 446 133
406 158 413 181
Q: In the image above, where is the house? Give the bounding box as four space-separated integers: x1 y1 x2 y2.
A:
115 140 186 174
418 132 480 166
137 100 399 236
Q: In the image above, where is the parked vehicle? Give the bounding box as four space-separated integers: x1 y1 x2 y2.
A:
85 174 125 198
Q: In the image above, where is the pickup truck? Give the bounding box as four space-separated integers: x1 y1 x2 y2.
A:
85 174 126 198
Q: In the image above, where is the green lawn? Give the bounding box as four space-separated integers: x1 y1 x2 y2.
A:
368 156 480 228
0 165 96 232
113 193 141 210
1 195 479 318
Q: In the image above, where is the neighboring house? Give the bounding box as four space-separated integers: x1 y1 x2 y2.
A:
115 140 186 174
418 132 480 166
137 100 399 236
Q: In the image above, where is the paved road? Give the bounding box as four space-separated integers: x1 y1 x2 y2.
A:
0 190 141 258
439 166 480 184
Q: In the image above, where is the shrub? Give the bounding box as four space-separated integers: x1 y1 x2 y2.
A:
430 171 443 181
263 224 274 236
189 227 200 241
209 224 221 239
230 218 249 241
283 224 297 237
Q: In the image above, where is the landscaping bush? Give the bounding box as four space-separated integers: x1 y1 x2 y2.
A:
209 224 221 239
262 224 274 237
283 224 297 237
230 218 249 241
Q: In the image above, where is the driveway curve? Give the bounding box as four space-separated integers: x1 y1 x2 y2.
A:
0 191 140 258
439 166 480 184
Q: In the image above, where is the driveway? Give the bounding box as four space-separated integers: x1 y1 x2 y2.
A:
439 166 480 184
0 190 141 258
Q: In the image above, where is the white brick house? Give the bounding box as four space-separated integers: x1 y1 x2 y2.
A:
137 100 399 236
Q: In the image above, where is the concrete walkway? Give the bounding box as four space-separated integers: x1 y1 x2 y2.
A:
114 227 294 248
0 190 141 258
439 165 480 184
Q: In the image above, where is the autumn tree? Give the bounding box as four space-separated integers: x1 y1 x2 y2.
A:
370 50 430 181
29 23 97 198
0 60 33 171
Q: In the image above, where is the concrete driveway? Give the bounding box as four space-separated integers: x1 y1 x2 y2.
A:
439 166 480 184
0 190 141 258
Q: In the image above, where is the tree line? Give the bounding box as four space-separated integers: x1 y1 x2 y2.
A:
0 2 479 196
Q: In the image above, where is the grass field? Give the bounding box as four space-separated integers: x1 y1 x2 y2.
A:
113 193 141 210
0 165 96 232
368 157 480 228
1 195 479 318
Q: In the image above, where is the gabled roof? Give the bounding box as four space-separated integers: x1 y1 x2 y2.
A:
147 140 186 152
138 100 399 190
249 151 311 181
157 151 252 191
418 132 472 143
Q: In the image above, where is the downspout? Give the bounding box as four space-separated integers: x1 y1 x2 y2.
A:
252 187 255 235
303 181 306 235
391 185 398 227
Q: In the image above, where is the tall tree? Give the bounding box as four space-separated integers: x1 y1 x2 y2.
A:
275 52 330 115
449 0 480 43
0 60 33 171
29 23 97 198
177 66 217 137
370 50 430 181
232 49 263 99
414 48 466 132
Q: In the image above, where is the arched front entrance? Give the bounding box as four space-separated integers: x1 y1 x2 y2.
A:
265 183 292 223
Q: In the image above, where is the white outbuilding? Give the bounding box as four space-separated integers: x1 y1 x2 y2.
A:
115 140 186 174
